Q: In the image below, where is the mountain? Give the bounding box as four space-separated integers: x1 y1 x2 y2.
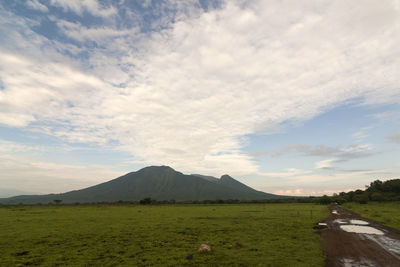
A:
193 173 264 193
0 188 39 198
191 174 220 183
0 166 282 204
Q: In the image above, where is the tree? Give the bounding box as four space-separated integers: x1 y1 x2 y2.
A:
319 195 331 205
366 180 383 192
353 195 368 204
370 192 384 202
53 199 62 205
332 196 346 205
382 179 400 193
140 197 152 205
354 189 364 195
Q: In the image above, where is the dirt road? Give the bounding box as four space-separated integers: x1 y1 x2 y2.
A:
320 205 400 267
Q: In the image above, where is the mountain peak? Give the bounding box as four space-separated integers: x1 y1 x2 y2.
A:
220 174 233 180
138 165 176 172
0 166 281 204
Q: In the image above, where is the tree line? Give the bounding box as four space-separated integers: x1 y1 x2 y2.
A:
3 179 398 206
134 179 400 205
315 179 400 204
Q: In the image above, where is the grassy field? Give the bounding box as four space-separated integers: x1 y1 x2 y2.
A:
0 204 328 266
343 202 400 231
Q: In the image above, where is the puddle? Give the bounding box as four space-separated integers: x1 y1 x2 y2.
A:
341 257 377 267
364 235 400 260
314 222 328 230
332 210 339 215
334 219 347 224
340 225 384 235
350 219 369 225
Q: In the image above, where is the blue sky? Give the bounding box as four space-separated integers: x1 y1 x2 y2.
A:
0 0 399 197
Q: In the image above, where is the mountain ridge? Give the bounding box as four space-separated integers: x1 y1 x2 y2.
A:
0 166 282 204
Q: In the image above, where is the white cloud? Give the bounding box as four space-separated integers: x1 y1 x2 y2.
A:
0 51 105 123
0 140 123 193
315 158 337 169
26 0 48 12
0 0 400 179
273 188 346 197
0 112 35 127
0 140 43 153
342 144 373 155
49 0 116 17
272 143 374 163
274 188 304 196
352 126 373 141
372 110 400 122
259 168 312 178
55 20 137 43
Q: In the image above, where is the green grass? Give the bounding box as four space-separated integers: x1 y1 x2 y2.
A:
0 204 328 266
343 202 400 231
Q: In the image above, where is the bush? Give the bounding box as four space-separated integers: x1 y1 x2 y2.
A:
140 197 152 205
370 192 384 202
353 195 368 204
319 195 331 205
332 196 346 205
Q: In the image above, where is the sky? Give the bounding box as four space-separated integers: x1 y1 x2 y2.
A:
0 0 399 197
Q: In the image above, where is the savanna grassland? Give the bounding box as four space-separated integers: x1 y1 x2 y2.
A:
0 204 328 266
343 202 400 231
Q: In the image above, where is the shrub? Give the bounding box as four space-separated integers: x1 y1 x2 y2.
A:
140 197 152 205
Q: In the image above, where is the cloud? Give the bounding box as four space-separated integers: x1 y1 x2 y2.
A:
273 143 374 162
0 112 35 127
0 140 123 193
352 126 373 141
388 133 400 144
0 52 106 129
0 0 400 178
49 0 117 17
337 144 375 160
0 140 44 154
26 0 48 12
272 143 375 170
274 188 304 196
273 144 338 157
372 110 400 122
259 168 394 196
315 158 337 170
55 20 137 43
259 168 312 178
273 188 348 197
0 154 123 193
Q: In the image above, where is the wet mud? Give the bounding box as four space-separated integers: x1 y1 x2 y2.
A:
320 205 400 267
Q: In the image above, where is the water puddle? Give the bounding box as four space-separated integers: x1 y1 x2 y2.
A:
341 257 377 267
334 219 347 224
314 222 328 230
340 225 384 235
350 219 369 225
364 235 400 260
332 210 339 215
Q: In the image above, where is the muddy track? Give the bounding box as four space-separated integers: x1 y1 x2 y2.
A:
320 205 400 267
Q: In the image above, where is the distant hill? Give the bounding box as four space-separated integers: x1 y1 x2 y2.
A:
0 188 39 198
0 166 282 204
193 173 266 194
